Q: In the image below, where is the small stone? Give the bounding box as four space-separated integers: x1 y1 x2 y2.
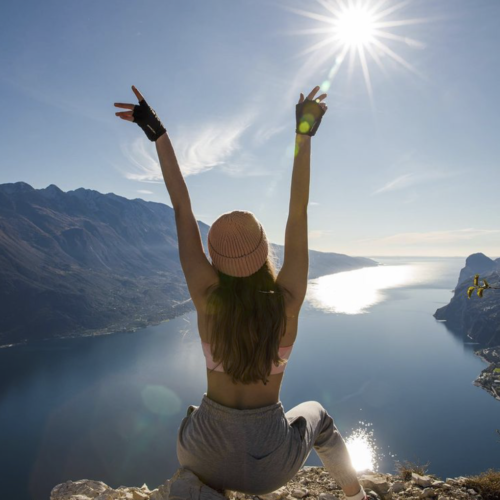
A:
390 481 405 493
132 490 150 500
50 479 112 500
359 474 391 495
467 489 477 495
150 478 172 500
258 486 288 500
431 481 444 488
412 474 433 488
419 487 437 498
318 493 338 500
291 488 308 498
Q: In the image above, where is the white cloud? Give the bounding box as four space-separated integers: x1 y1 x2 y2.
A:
405 37 427 50
371 169 457 196
357 228 500 246
137 190 153 194
309 229 334 239
252 124 287 147
117 108 277 182
174 111 256 176
116 138 163 183
372 173 415 195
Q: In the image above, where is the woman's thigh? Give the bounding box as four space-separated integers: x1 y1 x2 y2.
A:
176 403 312 495
285 401 329 465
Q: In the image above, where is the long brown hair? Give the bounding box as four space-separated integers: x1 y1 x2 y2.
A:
204 245 293 386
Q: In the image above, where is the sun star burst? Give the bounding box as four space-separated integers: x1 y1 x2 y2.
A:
282 0 429 98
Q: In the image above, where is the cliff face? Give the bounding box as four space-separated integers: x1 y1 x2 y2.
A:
434 253 500 347
0 182 378 347
457 253 500 288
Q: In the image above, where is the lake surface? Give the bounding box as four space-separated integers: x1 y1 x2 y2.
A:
1 257 499 500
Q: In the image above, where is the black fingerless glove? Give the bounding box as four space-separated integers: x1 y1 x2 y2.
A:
133 99 167 142
296 99 326 137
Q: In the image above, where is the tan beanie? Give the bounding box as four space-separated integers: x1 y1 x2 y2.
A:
208 210 269 277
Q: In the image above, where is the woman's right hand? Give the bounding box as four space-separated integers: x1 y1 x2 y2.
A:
114 85 167 142
296 85 328 136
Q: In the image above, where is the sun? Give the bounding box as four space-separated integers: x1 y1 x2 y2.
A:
335 5 376 47
282 0 429 98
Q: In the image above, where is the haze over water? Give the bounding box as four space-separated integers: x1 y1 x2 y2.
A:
1 256 499 500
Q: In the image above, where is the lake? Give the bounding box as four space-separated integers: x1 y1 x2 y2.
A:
1 256 499 500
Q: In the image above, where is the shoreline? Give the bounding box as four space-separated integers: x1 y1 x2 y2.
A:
0 303 195 350
472 347 500 402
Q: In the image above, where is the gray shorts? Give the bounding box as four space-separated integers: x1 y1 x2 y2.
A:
176 393 358 495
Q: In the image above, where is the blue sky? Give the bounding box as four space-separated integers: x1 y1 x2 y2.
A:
1 0 499 257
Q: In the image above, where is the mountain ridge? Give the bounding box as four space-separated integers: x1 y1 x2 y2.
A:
0 182 378 348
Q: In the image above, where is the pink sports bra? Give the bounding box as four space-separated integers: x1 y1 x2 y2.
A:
201 341 294 375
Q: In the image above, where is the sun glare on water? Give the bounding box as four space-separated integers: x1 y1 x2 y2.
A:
345 426 378 472
306 265 416 315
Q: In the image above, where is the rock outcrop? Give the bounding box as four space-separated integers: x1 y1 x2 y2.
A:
456 253 500 289
434 254 500 347
434 254 500 402
50 466 489 500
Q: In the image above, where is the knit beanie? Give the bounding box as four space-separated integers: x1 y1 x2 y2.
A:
208 210 269 278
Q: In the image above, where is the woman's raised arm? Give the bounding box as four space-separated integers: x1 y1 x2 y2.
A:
288 86 328 214
114 85 192 212
276 86 328 313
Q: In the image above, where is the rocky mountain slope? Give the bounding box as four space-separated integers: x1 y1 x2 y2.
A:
0 182 378 347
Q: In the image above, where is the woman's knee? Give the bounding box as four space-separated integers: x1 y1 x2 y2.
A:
313 405 342 441
309 401 331 423
302 400 327 415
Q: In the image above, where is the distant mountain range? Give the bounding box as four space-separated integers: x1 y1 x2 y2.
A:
0 182 378 347
434 253 500 347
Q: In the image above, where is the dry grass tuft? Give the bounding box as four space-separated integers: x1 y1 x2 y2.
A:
464 469 500 500
394 459 431 481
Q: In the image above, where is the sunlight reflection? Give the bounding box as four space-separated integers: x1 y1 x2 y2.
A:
346 425 378 473
307 265 416 314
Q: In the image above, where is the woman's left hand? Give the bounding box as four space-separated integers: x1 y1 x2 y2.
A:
114 85 167 142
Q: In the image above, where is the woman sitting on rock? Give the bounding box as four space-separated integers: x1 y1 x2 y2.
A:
114 84 380 500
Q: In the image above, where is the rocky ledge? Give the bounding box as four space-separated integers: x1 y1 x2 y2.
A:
473 347 500 402
50 466 491 500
